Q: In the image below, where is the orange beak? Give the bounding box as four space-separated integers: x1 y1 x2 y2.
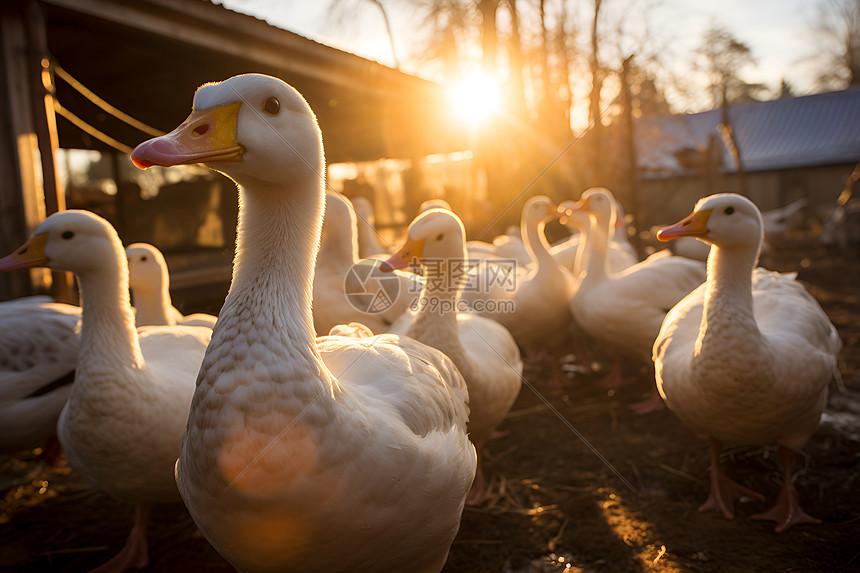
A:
0 233 49 272
656 209 713 242
131 102 244 169
380 238 425 272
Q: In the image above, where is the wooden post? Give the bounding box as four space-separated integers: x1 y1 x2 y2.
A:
24 0 75 303
0 1 47 299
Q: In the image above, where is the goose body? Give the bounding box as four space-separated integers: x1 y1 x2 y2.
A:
384 208 523 504
563 188 705 411
131 73 475 573
126 242 218 328
0 210 211 571
0 298 79 453
654 193 841 532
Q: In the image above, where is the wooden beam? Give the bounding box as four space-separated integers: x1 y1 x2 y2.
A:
39 0 424 97
0 1 52 299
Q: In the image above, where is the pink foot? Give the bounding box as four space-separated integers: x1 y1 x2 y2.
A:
751 484 821 533
89 505 150 573
751 446 821 532
627 387 665 414
700 439 764 519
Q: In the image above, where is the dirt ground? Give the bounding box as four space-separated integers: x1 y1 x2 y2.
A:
1 233 858 573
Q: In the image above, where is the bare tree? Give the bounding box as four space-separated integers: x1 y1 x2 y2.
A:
813 0 860 89
587 0 605 126
694 25 765 108
328 0 402 69
555 0 574 126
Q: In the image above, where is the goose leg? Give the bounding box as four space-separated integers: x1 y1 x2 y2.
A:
37 434 63 465
627 386 665 414
699 439 764 519
596 356 625 389
89 505 150 573
466 451 490 506
528 348 572 387
751 445 821 532
627 364 665 414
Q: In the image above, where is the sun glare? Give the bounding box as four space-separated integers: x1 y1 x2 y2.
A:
449 73 502 126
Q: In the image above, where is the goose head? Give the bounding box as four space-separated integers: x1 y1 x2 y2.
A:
382 208 466 272
131 74 322 191
126 243 168 295
418 198 453 214
557 200 591 231
565 188 618 230
657 193 764 252
522 195 560 227
0 210 123 278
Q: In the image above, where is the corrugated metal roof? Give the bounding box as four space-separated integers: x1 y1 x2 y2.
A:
635 87 860 177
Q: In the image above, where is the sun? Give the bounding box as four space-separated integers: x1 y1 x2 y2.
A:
449 72 502 126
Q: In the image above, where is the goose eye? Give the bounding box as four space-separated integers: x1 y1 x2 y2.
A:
435 233 444 241
61 231 74 240
140 256 148 262
724 207 735 215
264 97 280 115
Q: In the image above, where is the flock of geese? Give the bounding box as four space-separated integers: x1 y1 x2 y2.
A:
0 73 843 572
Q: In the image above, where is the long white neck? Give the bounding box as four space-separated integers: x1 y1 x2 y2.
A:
75 255 145 379
565 221 588 279
694 241 770 374
319 213 358 271
522 214 555 274
579 212 610 287
215 168 332 395
132 274 175 326
356 213 383 256
407 245 470 376
226 178 321 338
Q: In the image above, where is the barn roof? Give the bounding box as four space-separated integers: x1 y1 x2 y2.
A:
635 86 860 177
38 0 466 163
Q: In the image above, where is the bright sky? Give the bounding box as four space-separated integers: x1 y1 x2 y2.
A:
217 0 829 105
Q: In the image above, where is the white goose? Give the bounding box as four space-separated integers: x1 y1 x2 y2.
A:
461 196 575 384
0 297 79 455
563 188 706 412
383 208 523 505
314 191 419 334
131 73 476 573
654 193 841 532
126 242 218 328
0 210 211 572
554 189 637 276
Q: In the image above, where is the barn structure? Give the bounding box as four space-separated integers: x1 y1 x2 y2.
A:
3 0 859 308
632 87 860 234
0 0 468 304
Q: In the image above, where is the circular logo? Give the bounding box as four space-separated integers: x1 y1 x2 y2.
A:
344 259 404 314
